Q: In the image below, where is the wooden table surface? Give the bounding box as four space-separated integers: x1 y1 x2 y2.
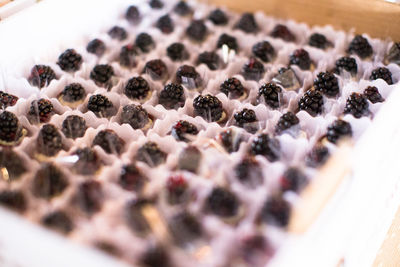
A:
0 0 10 8
373 206 400 267
204 0 400 41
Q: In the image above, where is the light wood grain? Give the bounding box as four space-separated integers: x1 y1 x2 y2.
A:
0 0 11 8
204 0 400 41
372 206 400 267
